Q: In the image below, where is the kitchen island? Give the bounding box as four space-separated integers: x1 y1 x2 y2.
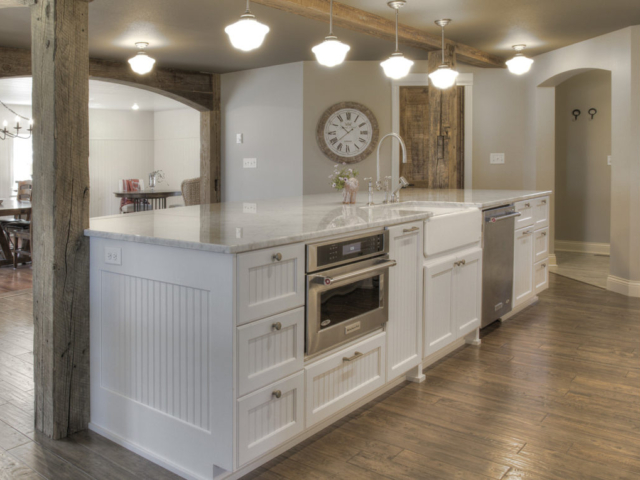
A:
86 188 550 480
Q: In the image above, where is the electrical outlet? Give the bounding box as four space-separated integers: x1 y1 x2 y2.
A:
105 247 122 265
607 155 612 166
490 153 505 164
243 203 257 214
243 158 257 169
236 133 243 144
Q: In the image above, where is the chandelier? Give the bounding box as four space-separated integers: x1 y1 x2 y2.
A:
0 101 33 141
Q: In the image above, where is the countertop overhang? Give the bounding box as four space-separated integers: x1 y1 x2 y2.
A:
85 188 551 254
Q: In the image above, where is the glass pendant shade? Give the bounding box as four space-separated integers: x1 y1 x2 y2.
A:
429 64 459 89
313 36 350 67
506 53 534 75
381 53 414 80
128 50 156 75
225 14 270 51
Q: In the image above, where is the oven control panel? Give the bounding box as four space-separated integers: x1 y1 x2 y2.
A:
308 231 388 272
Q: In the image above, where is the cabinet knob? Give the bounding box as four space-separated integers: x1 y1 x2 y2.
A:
524 202 531 208
541 199 547 205
272 253 283 262
272 390 282 399
461 259 466 265
403 226 420 233
523 230 533 235
272 322 282 331
542 263 547 268
541 232 547 236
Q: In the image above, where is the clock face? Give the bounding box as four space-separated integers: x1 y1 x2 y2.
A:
316 102 379 164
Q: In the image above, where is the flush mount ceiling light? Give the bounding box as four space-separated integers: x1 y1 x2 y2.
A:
428 19 459 89
380 0 414 79
225 0 270 52
312 0 350 67
506 45 534 75
128 42 156 75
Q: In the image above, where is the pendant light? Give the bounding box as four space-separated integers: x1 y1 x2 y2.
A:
312 0 350 67
428 19 459 89
128 43 156 75
506 45 534 75
380 0 414 80
225 0 270 52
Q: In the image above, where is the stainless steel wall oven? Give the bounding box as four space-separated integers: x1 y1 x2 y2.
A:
306 231 396 357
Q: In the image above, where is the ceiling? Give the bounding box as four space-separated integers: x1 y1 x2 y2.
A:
0 1 638 73
0 77 188 111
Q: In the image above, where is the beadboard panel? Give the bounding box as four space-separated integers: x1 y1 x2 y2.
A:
100 271 211 431
249 260 296 306
424 256 456 356
89 139 154 218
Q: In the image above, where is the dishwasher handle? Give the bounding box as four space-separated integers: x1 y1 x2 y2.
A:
487 212 521 223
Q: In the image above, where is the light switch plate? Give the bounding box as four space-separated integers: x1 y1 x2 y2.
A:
607 155 612 166
243 203 257 214
243 158 257 169
490 153 505 164
236 133 243 144
105 247 122 265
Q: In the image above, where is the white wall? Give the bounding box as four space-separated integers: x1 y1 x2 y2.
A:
89 109 155 218
154 109 201 207
221 62 304 202
0 105 32 199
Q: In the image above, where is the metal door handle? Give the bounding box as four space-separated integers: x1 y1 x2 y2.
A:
488 212 521 223
272 253 283 262
311 260 397 286
343 352 363 362
522 230 533 235
272 390 282 399
272 322 282 331
403 226 419 233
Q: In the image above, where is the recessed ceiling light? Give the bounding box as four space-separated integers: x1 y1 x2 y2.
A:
132 103 140 110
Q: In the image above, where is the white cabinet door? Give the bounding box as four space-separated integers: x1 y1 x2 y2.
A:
237 308 305 397
237 243 305 325
515 200 535 229
453 248 482 338
533 196 550 230
424 254 457 357
533 227 549 264
237 371 305 467
513 227 535 307
305 333 386 428
534 260 549 294
386 222 422 381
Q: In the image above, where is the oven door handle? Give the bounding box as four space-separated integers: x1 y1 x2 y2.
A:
310 260 397 286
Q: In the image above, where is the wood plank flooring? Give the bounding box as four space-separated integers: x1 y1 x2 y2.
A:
0 268 638 479
550 251 610 289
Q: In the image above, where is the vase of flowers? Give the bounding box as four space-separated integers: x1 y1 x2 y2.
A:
329 164 359 204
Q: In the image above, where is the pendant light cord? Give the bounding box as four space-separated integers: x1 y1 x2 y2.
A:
245 0 251 14
441 24 445 64
329 0 333 35
395 8 399 52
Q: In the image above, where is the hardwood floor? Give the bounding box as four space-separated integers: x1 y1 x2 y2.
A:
550 251 610 289
0 270 638 479
0 266 32 295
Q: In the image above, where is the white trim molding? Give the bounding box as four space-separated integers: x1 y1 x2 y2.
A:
555 240 610 256
548 254 558 267
607 275 640 297
391 73 473 189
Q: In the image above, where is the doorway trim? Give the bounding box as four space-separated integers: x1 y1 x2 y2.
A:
391 73 473 189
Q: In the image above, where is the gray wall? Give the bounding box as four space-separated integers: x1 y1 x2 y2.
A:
554 70 611 244
221 62 304 202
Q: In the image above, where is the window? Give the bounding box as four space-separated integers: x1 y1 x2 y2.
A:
12 137 32 187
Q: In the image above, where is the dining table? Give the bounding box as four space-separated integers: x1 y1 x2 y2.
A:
113 188 182 212
0 198 32 267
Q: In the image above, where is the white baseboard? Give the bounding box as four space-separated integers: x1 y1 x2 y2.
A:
607 275 640 297
548 254 557 267
555 240 610 255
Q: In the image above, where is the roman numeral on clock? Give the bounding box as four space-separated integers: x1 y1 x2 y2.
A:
330 138 338 145
337 114 343 122
359 122 366 128
328 131 336 135
360 130 368 135
346 112 351 120
359 138 366 143
337 143 343 151
345 145 350 153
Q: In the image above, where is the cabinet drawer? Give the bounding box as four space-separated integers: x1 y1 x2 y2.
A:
305 332 386 428
237 243 305 325
533 196 550 229
534 260 549 294
533 227 549 263
238 308 304 397
513 227 534 307
514 200 535 229
237 372 304 467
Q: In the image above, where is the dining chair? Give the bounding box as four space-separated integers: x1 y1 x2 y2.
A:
3 180 33 268
119 178 151 214
181 177 202 206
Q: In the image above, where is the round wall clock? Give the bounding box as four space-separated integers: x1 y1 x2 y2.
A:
316 101 379 164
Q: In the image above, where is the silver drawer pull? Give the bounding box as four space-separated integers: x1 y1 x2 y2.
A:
523 230 533 235
272 390 282 399
541 232 547 236
272 253 283 262
403 226 419 233
272 322 282 331
454 259 466 267
343 351 363 363
542 263 547 268
541 199 547 205
524 202 531 208
454 261 459 267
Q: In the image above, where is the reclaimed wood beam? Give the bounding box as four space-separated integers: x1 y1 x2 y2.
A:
0 0 32 7
31 0 91 439
251 0 505 68
200 73 221 204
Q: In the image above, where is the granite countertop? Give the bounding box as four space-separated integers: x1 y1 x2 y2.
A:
85 188 550 254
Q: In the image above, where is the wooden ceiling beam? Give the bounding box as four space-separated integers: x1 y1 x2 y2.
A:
252 0 505 68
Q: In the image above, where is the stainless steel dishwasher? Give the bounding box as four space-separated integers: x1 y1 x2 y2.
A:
481 205 521 328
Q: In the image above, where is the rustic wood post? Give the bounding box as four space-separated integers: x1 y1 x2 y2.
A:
31 0 91 439
200 73 221 204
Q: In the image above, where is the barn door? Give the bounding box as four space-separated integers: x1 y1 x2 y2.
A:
399 84 464 189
